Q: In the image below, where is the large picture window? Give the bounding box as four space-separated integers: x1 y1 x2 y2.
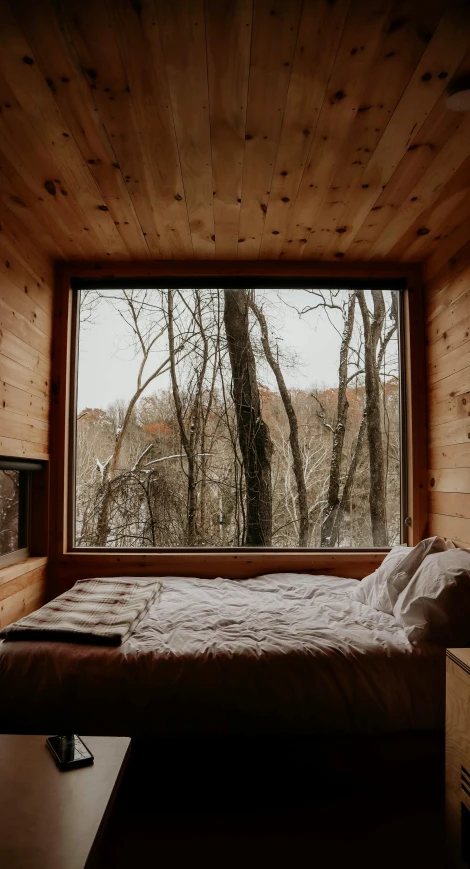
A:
72 284 404 550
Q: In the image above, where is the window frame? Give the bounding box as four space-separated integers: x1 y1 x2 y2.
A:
50 262 427 581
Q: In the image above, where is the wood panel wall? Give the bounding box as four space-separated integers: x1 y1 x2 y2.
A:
426 241 470 546
0 217 53 623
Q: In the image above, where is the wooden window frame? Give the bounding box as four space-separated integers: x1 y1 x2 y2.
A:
49 261 427 586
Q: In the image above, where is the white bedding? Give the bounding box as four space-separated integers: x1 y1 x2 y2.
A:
0 574 445 736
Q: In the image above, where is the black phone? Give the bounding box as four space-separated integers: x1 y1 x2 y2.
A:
46 734 94 771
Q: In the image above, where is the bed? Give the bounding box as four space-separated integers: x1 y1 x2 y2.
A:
0 573 445 738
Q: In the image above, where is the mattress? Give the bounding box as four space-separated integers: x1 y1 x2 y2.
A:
0 573 445 736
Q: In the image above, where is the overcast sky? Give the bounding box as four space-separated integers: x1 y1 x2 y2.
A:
76 289 395 413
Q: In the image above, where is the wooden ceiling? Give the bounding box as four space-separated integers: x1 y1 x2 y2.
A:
0 0 469 264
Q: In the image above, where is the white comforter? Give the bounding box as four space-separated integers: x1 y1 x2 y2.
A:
0 574 445 736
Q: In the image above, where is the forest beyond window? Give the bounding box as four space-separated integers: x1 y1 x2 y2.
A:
73 286 402 550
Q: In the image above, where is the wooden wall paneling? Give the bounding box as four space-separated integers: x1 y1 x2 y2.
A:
429 443 470 470
429 491 470 520
0 562 46 629
0 382 48 424
0 200 55 290
420 208 470 281
424 239 470 297
156 0 215 259
205 0 252 260
257 0 349 260
426 249 470 546
427 391 470 428
330 3 470 260
428 512 470 545
13 0 149 260
236 0 303 260
429 468 470 494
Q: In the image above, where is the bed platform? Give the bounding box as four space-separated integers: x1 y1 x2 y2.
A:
0 574 445 738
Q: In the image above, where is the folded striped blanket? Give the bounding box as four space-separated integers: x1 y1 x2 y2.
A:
0 577 162 646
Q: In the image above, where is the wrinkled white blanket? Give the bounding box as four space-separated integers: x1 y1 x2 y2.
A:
0 574 444 736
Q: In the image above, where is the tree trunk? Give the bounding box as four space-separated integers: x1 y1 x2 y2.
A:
357 290 387 546
224 289 273 546
320 293 356 546
167 290 202 546
249 297 310 546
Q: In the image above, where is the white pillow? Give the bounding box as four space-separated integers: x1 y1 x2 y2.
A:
393 548 470 646
351 536 448 614
351 546 410 613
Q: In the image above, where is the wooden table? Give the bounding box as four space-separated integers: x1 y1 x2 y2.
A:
0 735 130 869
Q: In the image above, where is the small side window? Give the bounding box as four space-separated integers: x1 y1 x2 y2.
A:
0 458 44 568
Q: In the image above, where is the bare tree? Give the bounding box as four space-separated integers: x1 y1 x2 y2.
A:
249 296 310 546
356 290 397 546
224 289 273 546
94 290 173 546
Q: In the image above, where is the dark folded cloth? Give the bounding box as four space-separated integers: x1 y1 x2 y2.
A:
0 576 162 645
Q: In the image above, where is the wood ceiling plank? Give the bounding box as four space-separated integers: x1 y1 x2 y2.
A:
330 1 470 259
0 4 127 257
345 52 470 260
365 111 470 258
0 160 81 262
205 0 252 261
419 207 470 278
156 0 215 260
391 156 470 261
279 0 397 261
12 0 149 260
57 0 187 259
106 0 194 259
236 0 303 260
301 0 445 261
257 0 349 261
107 0 194 258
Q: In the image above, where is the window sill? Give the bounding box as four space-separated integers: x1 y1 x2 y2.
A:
56 550 386 582
0 556 48 587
